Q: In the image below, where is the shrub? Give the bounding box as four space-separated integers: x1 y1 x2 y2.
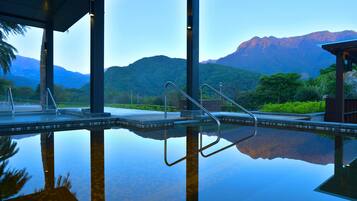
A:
260 101 325 114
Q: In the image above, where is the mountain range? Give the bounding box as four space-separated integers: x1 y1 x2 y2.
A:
0 56 89 88
211 30 357 77
2 30 357 91
103 56 260 97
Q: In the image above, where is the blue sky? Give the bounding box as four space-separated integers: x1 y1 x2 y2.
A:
7 0 357 73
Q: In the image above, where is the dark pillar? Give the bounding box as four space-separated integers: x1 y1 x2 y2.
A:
335 52 345 122
41 132 55 190
90 0 105 114
40 26 54 108
186 127 199 201
90 130 105 201
187 0 199 110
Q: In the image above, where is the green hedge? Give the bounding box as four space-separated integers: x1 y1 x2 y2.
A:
107 104 177 112
260 101 325 114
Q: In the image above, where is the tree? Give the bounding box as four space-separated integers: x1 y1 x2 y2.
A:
0 79 12 96
294 86 321 101
0 20 27 74
256 73 302 104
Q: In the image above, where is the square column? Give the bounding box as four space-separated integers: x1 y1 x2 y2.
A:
40 25 54 109
187 0 199 110
90 0 105 114
335 52 345 122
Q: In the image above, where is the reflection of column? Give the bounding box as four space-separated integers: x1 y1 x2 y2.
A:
186 127 199 201
334 136 344 176
90 130 105 201
41 132 55 190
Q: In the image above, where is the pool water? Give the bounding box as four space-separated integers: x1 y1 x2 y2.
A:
1 124 356 201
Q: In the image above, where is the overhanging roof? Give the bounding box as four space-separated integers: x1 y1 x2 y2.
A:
0 0 89 32
322 40 357 63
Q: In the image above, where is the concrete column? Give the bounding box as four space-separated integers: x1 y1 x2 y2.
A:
187 0 199 110
335 52 345 122
90 0 105 114
40 26 54 109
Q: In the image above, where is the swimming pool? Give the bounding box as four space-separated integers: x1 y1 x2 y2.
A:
1 124 356 201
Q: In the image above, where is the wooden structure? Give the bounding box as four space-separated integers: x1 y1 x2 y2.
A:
322 40 357 123
325 98 357 123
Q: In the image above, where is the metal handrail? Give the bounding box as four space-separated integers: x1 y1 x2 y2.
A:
46 88 59 114
163 81 222 166
164 81 221 130
7 88 15 115
200 127 258 158
200 83 258 127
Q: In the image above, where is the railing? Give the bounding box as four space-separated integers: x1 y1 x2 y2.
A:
200 83 258 127
163 81 222 166
7 88 15 115
164 81 221 129
46 88 59 115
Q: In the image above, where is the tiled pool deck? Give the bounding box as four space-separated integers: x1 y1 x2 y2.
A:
0 107 357 136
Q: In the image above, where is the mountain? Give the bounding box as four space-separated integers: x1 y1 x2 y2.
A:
0 56 89 88
213 30 357 77
104 56 260 97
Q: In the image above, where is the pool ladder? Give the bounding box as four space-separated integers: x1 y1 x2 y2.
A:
164 81 221 166
163 81 258 166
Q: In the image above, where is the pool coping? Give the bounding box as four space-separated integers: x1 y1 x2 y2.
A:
0 109 357 136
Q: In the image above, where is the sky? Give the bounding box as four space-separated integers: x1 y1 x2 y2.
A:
6 0 357 74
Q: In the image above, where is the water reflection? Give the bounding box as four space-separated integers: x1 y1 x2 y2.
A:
3 126 357 201
90 130 105 201
186 127 199 201
316 136 357 200
41 133 54 190
136 125 357 165
8 133 76 200
0 136 29 200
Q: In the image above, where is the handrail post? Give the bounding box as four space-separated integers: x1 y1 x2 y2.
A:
8 88 15 116
46 88 59 115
